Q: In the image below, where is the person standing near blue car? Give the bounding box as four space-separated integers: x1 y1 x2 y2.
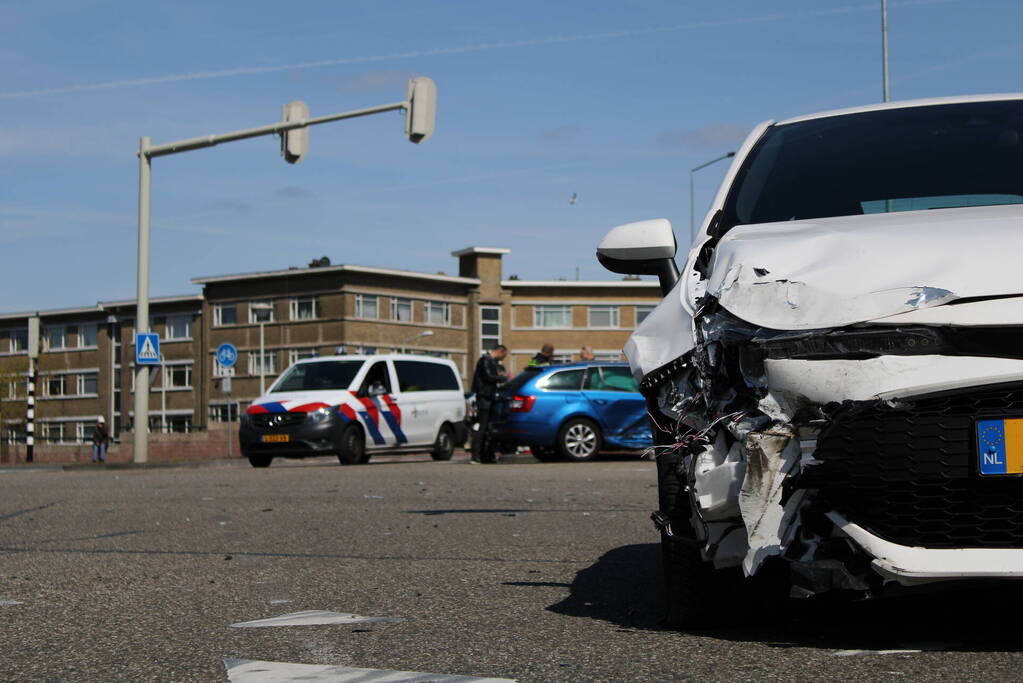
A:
470 345 507 463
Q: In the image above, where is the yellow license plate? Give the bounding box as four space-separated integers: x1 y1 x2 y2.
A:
261 434 290 443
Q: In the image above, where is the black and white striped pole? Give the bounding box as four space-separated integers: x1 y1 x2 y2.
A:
26 316 39 463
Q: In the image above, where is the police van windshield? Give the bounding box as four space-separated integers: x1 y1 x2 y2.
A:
724 100 1023 226
271 361 362 392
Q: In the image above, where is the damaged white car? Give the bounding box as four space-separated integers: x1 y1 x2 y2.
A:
598 94 1023 624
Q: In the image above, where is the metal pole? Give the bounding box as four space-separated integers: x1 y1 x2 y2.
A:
133 136 152 463
882 0 890 102
25 357 34 463
160 355 166 434
227 391 232 460
259 321 265 395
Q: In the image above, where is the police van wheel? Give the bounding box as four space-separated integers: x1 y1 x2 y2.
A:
247 454 272 468
431 424 455 461
337 425 365 465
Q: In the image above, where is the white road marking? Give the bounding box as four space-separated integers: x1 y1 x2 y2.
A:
224 658 515 682
231 610 402 628
0 600 22 606
269 599 292 605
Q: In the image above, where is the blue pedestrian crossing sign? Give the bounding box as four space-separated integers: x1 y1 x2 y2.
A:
216 342 238 369
136 333 160 365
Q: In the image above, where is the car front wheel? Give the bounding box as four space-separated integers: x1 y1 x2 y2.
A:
337 424 366 465
431 424 455 461
556 418 602 461
247 453 272 468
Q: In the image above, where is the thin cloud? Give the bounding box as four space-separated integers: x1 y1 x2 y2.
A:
656 123 748 152
336 70 415 92
0 0 960 100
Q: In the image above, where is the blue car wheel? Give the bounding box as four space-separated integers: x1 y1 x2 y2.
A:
556 418 603 462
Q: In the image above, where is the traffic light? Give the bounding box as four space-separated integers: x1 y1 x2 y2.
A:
280 100 309 164
404 77 436 144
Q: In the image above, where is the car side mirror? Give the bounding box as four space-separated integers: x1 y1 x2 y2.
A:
596 218 680 295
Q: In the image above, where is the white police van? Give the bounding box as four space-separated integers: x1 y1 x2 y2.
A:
239 354 467 467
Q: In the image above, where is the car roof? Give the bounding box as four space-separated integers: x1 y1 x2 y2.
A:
531 361 628 372
777 93 1023 127
292 354 452 364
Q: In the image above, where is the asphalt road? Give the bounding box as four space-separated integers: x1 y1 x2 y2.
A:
2 451 1023 682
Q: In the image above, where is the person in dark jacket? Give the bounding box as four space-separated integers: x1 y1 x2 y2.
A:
91 416 110 463
470 345 508 463
528 344 555 367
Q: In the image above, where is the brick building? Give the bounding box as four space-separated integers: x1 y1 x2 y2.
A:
0 247 660 454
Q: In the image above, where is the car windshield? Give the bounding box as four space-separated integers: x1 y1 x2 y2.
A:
724 100 1023 226
270 361 362 392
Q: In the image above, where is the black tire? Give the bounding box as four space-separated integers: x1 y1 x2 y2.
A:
555 418 603 461
431 424 455 461
247 453 272 468
529 444 559 462
337 424 366 465
657 451 719 628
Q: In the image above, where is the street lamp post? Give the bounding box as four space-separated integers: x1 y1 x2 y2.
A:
882 0 890 102
690 151 736 240
401 330 434 353
250 303 274 395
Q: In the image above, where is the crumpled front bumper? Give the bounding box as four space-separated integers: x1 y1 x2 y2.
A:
829 511 1023 585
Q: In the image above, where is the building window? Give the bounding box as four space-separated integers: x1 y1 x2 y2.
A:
534 305 572 328
77 373 98 395
290 296 320 321
588 305 620 328
5 328 27 353
391 297 412 322
248 352 277 376
165 315 191 340
250 300 276 323
425 301 451 326
46 375 67 397
165 364 192 389
355 294 379 319
480 305 501 350
150 414 193 433
208 403 239 423
636 304 655 325
289 348 318 365
43 326 66 351
79 324 98 347
213 303 237 326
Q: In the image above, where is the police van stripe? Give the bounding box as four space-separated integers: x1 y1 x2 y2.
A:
374 397 408 444
358 411 386 445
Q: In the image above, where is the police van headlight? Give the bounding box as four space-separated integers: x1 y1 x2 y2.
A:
308 406 334 423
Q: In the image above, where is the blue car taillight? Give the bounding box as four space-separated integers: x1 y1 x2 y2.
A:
510 395 536 413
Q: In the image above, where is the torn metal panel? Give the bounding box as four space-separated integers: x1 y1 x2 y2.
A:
705 205 1023 330
624 278 695 380
738 426 803 575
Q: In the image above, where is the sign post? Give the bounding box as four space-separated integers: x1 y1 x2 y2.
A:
134 332 160 462
216 343 238 459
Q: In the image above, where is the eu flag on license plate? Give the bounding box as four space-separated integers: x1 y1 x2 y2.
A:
977 418 1023 475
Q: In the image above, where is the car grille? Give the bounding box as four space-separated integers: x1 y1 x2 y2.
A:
250 412 308 430
805 381 1023 549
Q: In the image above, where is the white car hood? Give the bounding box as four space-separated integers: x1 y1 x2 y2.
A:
706 204 1023 330
625 204 1023 380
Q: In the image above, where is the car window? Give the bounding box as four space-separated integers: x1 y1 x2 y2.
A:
584 366 639 393
271 361 362 392
394 360 459 392
504 366 542 393
359 361 392 396
539 368 585 391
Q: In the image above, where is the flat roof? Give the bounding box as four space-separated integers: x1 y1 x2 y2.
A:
0 304 103 321
778 93 1023 126
500 279 659 288
451 246 511 257
99 294 204 308
192 263 480 286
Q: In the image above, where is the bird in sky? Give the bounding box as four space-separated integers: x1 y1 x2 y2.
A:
569 192 577 205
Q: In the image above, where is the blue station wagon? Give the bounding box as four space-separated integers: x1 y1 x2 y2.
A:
489 362 652 461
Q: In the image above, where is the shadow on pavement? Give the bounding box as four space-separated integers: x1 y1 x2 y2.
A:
517 542 1023 652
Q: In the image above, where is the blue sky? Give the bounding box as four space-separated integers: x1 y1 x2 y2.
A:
1 0 1018 312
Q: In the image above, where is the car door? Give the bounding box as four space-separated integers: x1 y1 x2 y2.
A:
533 367 589 426
355 360 407 447
581 365 650 447
391 359 454 446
